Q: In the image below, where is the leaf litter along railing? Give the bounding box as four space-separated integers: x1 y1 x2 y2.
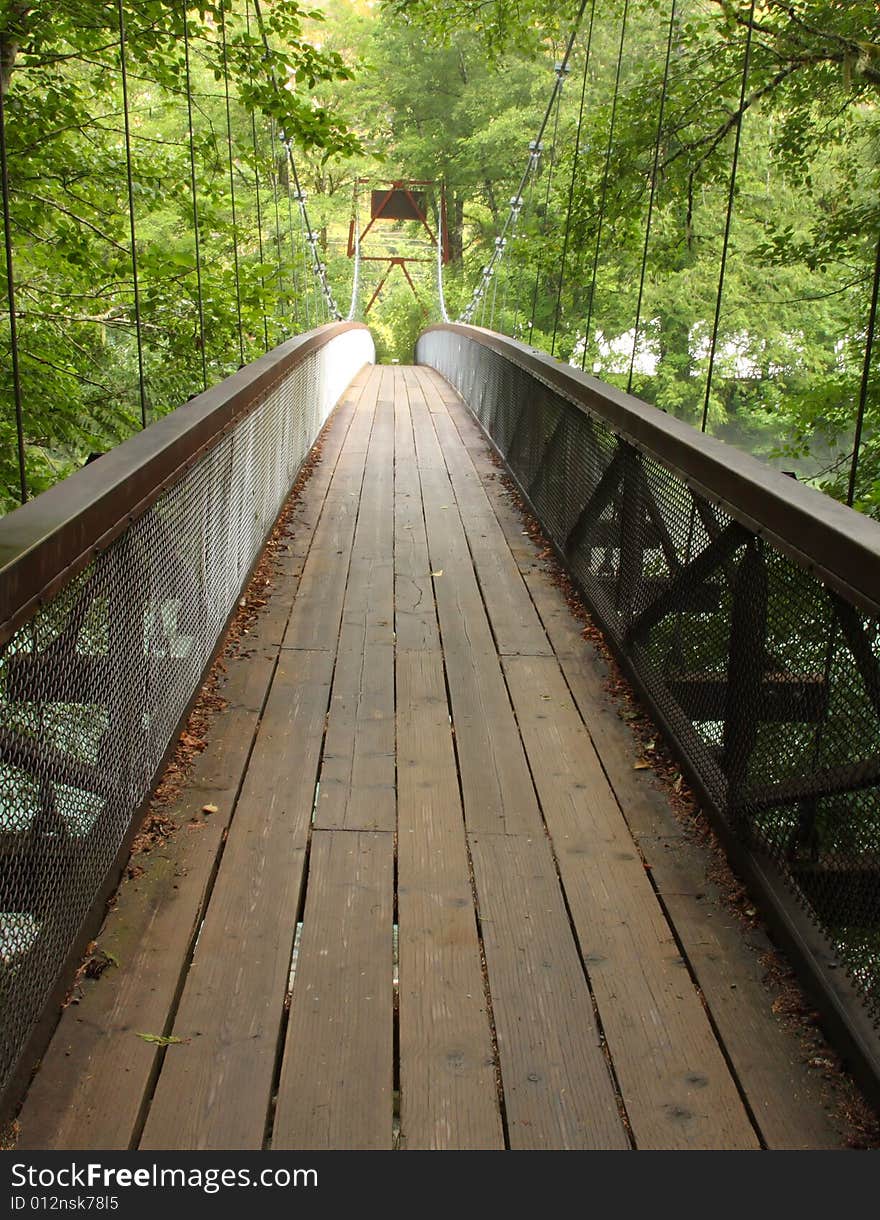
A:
0 322 375 1112
417 322 880 1093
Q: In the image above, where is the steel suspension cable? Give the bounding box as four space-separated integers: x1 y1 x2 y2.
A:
527 60 568 335
550 0 596 356
0 74 26 503
245 4 270 351
498 193 524 328
295 188 312 329
346 181 361 322
627 0 677 394
436 183 451 323
251 0 340 321
699 0 756 432
269 117 286 324
511 159 539 337
117 0 148 428
580 0 630 372
846 227 880 507
220 2 246 366
182 5 208 391
286 181 301 330
459 0 590 324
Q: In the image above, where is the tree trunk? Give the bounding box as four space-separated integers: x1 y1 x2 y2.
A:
0 3 32 98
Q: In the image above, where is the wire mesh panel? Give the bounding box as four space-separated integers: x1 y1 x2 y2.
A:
0 325 374 1105
418 324 880 1035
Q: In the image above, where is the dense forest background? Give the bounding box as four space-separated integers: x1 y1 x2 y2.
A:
0 0 878 514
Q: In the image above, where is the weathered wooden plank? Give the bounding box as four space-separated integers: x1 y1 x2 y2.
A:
419 364 461 405
648 843 844 1149
315 637 395 832
242 396 358 648
313 362 409 830
420 464 543 837
315 374 395 832
409 371 446 470
15 380 366 1152
15 643 279 1151
503 653 759 1150
281 374 378 652
395 375 439 653
469 831 629 1150
139 649 334 1150
428 400 552 658
272 829 394 1150
454 403 841 1148
396 649 503 1147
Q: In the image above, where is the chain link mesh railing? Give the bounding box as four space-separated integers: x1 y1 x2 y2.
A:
418 323 880 1059
0 322 374 1108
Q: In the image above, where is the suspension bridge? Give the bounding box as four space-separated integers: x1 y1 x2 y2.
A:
1 1 879 1151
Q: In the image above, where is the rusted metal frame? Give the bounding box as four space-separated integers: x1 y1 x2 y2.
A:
0 322 369 648
735 754 880 814
360 180 437 248
0 728 117 798
832 596 880 721
626 519 750 642
503 392 537 476
526 407 567 500
669 674 827 724
722 540 768 798
564 445 627 555
359 256 433 263
419 324 880 620
615 444 646 624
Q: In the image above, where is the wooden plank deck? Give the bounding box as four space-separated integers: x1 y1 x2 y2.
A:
16 365 846 1151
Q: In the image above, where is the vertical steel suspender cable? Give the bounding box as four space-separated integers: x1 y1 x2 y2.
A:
269 118 286 320
245 3 270 351
251 0 340 321
220 2 246 367
527 61 568 335
251 113 270 351
627 0 677 394
436 183 451 323
847 228 880 507
286 183 301 329
297 193 312 329
0 69 27 503
459 0 589 325
346 180 361 322
182 5 208 391
550 0 596 356
488 243 501 328
580 0 629 371
117 0 148 429
699 0 755 432
511 159 538 337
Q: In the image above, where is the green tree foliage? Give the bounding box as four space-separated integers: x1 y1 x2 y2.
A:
0 0 359 511
399 0 879 512
2 0 877 515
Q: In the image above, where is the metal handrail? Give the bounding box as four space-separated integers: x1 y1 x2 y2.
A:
0 322 371 647
417 319 880 1105
420 323 880 619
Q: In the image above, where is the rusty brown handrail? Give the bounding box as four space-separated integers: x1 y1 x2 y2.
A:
0 322 371 648
420 323 880 619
